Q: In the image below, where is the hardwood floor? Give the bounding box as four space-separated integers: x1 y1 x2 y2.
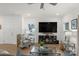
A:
0 44 64 56
21 47 31 56
0 44 17 55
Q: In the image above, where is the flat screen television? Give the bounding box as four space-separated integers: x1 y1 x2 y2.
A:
39 22 57 33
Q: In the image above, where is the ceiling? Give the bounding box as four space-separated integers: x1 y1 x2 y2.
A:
0 3 79 18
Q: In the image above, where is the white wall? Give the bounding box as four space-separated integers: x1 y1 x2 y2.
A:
0 16 3 44
22 17 64 43
62 15 77 42
62 14 78 54
0 15 22 44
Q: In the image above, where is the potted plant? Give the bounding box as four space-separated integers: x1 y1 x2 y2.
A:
39 40 45 46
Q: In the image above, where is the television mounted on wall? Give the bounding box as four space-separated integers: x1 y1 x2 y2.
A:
39 22 57 33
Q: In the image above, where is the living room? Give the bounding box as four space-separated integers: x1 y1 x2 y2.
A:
0 3 78 56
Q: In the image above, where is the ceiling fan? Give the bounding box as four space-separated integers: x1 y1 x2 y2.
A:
27 3 57 9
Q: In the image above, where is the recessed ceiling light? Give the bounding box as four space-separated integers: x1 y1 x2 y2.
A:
56 13 60 16
27 13 31 17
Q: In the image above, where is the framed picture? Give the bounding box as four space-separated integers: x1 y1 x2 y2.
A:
65 22 69 31
28 24 35 32
71 19 77 30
